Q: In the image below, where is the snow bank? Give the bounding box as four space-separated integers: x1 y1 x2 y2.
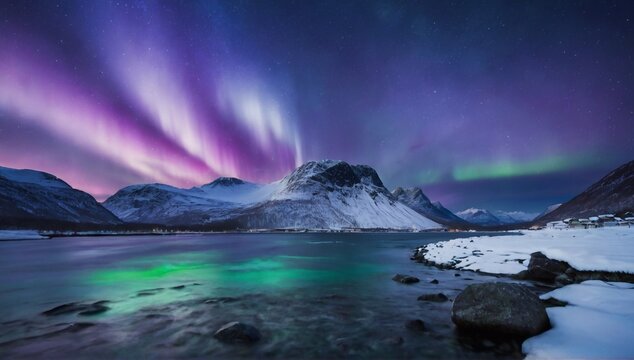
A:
419 227 634 274
523 281 634 359
0 230 47 240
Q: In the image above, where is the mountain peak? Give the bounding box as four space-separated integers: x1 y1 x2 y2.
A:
205 177 247 187
285 160 385 188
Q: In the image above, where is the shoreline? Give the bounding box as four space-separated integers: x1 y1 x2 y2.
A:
411 227 634 359
0 228 511 241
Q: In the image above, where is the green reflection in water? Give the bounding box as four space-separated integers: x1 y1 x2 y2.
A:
87 252 384 315
91 253 383 288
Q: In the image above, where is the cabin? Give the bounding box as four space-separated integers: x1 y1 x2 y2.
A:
568 218 585 229
599 214 618 227
547 221 567 229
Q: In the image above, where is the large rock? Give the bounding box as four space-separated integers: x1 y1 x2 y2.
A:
451 283 549 338
527 252 569 282
213 322 261 344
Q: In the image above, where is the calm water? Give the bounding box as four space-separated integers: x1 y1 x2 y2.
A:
0 232 526 359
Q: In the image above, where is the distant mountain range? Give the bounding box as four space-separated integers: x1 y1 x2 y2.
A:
104 160 440 230
392 187 469 228
455 208 537 226
535 160 634 223
1 159 631 230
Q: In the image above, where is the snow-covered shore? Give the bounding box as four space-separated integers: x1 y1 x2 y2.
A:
416 227 634 359
524 281 634 359
418 227 634 275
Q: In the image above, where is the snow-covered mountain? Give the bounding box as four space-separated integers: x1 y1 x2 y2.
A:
535 160 634 223
492 210 538 223
456 207 537 225
392 187 469 227
0 166 121 225
104 160 441 230
456 208 502 226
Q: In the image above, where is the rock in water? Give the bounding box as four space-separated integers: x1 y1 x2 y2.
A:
405 319 426 332
213 322 261 344
418 293 449 302
392 274 420 284
451 283 549 338
527 252 569 282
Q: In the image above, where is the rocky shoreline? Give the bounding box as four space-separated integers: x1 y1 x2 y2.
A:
410 237 634 358
412 246 634 286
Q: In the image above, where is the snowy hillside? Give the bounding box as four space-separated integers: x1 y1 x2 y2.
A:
392 187 468 227
0 166 121 225
104 160 441 230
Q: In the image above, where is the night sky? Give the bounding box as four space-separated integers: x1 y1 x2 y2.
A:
1 1 633 213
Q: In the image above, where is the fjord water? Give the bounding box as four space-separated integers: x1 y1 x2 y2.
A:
0 232 519 358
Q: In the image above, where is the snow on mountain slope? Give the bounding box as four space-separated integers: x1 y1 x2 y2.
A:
493 210 538 223
456 208 502 226
104 160 441 230
198 177 281 204
237 161 440 229
456 207 536 225
0 166 121 225
392 187 469 227
103 183 240 225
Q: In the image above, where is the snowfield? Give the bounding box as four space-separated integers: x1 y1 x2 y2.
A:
523 281 634 359
419 227 634 274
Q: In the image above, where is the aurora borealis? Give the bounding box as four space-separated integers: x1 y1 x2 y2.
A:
1 1 633 212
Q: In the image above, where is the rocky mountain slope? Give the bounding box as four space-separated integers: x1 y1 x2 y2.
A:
392 187 469 228
0 166 121 226
535 160 634 223
104 160 441 230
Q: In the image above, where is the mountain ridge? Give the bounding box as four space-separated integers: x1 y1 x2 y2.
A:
535 160 634 223
0 166 121 226
103 160 441 230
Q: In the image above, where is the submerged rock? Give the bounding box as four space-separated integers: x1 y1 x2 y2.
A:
430 279 439 284
78 303 110 316
213 321 261 344
418 293 449 302
382 336 404 346
392 274 420 284
405 319 426 332
451 283 549 338
42 301 110 317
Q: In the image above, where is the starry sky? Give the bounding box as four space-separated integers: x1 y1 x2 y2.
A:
0 0 633 213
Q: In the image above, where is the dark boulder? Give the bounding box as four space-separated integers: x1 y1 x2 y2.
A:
451 283 550 338
392 274 420 284
405 319 426 332
213 322 261 344
417 293 449 302
430 279 439 284
527 252 569 282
